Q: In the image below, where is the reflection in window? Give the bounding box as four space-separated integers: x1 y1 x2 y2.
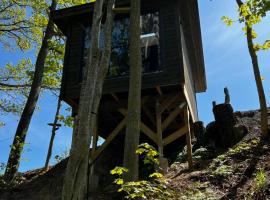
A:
82 12 161 78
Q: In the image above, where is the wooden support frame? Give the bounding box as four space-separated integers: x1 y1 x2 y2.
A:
184 105 193 169
163 125 188 146
161 102 186 130
142 104 156 126
156 100 163 156
113 7 130 13
90 117 127 165
160 94 179 113
118 108 158 144
111 93 119 101
89 93 194 170
156 86 163 96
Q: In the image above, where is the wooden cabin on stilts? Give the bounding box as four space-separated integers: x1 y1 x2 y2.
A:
52 0 206 188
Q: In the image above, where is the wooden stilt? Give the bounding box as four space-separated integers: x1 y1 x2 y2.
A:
184 106 193 169
156 100 163 157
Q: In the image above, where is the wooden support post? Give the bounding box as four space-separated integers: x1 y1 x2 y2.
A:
113 7 130 13
184 106 193 169
156 101 163 157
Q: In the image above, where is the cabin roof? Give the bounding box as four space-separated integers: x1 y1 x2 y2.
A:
52 0 207 93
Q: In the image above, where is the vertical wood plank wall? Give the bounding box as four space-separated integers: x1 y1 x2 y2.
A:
61 0 185 101
181 25 198 122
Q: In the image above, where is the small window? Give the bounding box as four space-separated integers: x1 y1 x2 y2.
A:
82 11 161 78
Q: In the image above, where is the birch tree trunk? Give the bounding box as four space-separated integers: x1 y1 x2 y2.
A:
123 0 142 181
62 0 115 199
236 0 269 138
4 0 57 183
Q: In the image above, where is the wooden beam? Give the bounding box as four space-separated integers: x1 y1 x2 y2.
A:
140 122 158 144
161 102 186 130
156 86 163 96
156 101 163 156
113 7 130 13
184 106 193 169
111 93 119 101
118 96 149 116
118 108 158 144
91 117 127 164
163 125 188 146
160 94 179 114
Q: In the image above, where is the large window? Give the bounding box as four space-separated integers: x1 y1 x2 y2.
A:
82 11 161 78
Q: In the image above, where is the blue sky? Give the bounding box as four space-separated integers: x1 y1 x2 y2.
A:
0 0 270 172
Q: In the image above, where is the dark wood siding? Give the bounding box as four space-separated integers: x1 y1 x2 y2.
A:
62 22 85 99
61 0 185 102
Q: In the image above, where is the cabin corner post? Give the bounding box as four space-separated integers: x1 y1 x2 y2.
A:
184 105 193 169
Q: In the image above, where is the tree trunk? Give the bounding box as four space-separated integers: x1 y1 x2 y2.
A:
236 0 269 138
4 0 57 183
44 97 62 169
246 25 268 138
62 0 115 199
123 0 142 182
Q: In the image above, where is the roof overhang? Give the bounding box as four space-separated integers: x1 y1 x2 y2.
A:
192 0 207 93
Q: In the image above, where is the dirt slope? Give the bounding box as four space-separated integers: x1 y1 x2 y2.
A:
0 109 269 200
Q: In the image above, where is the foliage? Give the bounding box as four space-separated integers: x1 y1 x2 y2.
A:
181 183 219 200
176 146 212 163
0 0 34 50
136 143 159 165
255 169 266 189
212 165 233 178
111 144 177 199
0 0 93 125
222 0 270 52
227 139 259 156
57 114 74 128
56 107 74 127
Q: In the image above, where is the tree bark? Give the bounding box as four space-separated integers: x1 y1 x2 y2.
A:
4 0 57 183
62 0 115 199
123 0 142 182
44 97 62 169
236 0 269 138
